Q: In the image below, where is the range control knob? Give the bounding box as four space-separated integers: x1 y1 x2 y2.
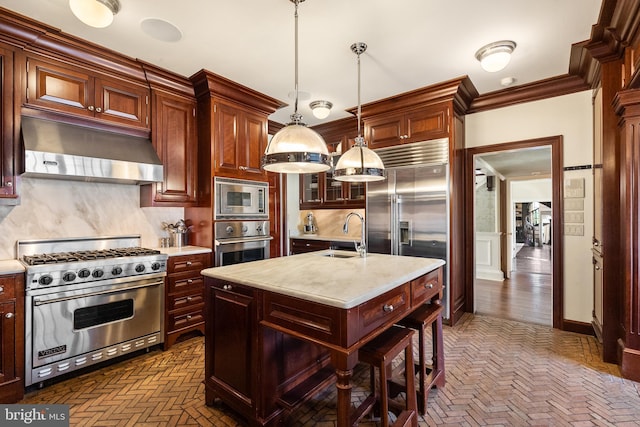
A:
135 264 145 273
256 224 263 232
92 269 104 278
112 266 123 276
242 225 248 233
226 226 234 234
151 262 161 271
39 275 53 286
78 269 91 278
62 272 77 282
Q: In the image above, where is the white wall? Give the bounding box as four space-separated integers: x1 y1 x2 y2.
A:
466 90 594 323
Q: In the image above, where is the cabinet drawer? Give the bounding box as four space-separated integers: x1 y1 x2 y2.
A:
411 268 442 305
211 281 255 298
167 307 205 331
290 238 330 254
357 283 410 338
168 290 204 312
168 272 204 294
0 276 17 299
168 253 211 274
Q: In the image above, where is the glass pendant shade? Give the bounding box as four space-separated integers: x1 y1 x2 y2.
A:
69 0 120 28
334 138 385 182
263 124 331 173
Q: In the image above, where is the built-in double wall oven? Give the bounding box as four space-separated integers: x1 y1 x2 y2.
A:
213 178 272 267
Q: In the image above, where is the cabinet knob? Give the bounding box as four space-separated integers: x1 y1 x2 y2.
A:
5 312 13 319
383 304 394 312
186 315 192 320
0 286 3 293
95 107 102 113
88 105 94 111
186 261 192 266
223 284 232 291
186 296 193 302
187 279 193 284
425 283 434 289
5 181 11 187
239 166 247 171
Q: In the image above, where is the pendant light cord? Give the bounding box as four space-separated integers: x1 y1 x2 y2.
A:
357 50 362 141
293 0 300 122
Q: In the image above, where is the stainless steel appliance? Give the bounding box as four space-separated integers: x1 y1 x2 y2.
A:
18 235 168 387
367 139 450 317
214 221 272 266
214 177 268 220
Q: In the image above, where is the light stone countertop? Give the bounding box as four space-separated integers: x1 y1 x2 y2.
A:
156 246 212 257
0 260 25 274
201 250 445 309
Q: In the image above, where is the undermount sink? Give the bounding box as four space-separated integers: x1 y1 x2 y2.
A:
321 252 358 258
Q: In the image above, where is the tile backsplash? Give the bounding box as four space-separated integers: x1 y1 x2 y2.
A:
296 208 365 239
0 177 183 260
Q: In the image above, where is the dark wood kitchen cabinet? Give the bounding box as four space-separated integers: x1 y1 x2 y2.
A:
0 273 24 403
164 252 211 350
364 102 449 149
141 64 198 207
25 55 150 131
0 43 19 204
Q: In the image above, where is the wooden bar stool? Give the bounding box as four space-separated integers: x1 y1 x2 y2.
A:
353 326 418 427
395 302 445 415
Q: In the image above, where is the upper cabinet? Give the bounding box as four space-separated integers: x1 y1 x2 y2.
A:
0 43 19 204
25 55 150 131
140 63 198 207
189 70 283 205
213 99 268 178
364 102 449 149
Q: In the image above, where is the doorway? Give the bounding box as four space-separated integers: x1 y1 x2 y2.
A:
464 136 563 329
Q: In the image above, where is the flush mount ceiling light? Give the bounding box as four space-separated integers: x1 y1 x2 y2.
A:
262 0 330 174
475 40 516 73
69 0 121 28
333 42 385 182
309 100 333 119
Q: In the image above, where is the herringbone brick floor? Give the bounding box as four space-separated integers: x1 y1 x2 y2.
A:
21 314 640 426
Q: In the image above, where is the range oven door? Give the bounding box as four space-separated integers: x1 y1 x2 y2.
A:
215 236 272 266
25 276 164 385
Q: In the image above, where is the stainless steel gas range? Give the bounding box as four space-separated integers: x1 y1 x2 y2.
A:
18 235 168 387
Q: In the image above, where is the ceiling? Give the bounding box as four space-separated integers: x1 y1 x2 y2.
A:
0 0 602 129
476 147 552 180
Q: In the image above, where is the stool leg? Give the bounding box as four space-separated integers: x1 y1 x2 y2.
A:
417 324 427 414
432 314 445 388
379 359 390 427
404 344 418 426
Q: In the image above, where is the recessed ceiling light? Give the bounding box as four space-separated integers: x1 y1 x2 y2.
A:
140 18 182 42
501 77 516 86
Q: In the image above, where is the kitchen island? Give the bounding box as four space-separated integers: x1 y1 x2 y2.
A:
201 250 445 426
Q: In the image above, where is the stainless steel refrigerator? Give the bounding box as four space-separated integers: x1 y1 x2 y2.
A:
367 164 449 317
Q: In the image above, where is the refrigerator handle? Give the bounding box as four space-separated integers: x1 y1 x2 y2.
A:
391 194 399 255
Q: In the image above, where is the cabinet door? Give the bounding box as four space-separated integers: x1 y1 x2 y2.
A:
0 300 16 386
300 173 322 206
26 57 93 117
95 77 149 129
0 44 17 200
210 284 255 400
214 101 241 176
405 105 448 142
365 113 404 149
242 110 268 176
142 92 197 206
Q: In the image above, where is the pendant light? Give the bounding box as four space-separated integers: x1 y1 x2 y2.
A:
262 0 331 174
69 0 120 28
333 42 385 182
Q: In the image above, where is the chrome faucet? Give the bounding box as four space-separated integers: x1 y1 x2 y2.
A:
343 212 366 258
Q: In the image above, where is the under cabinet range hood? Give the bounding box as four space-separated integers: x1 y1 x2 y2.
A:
21 116 163 185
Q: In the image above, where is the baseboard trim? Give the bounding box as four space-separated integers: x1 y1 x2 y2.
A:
563 319 595 336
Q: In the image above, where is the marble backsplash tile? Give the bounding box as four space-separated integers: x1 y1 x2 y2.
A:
295 208 365 239
0 177 183 260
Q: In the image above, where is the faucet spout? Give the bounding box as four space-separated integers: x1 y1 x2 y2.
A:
343 212 366 258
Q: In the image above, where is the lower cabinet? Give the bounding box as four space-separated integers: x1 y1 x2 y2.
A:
0 273 24 403
164 253 211 350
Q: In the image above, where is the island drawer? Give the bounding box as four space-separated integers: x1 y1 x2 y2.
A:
168 253 211 274
0 276 17 299
410 268 442 305
357 283 410 338
211 281 254 298
168 272 204 294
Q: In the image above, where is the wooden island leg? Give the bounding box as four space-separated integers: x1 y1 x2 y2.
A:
332 351 359 427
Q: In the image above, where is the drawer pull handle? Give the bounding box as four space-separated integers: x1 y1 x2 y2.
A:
5 312 13 319
0 286 3 292
187 279 193 284
223 284 232 291
425 283 434 289
186 315 192 320
186 261 192 266
186 296 193 302
383 304 394 312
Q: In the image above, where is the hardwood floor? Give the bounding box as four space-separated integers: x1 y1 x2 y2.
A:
19 314 640 426
475 244 552 326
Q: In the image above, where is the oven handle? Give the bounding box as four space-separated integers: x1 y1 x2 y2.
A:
215 236 274 246
32 279 164 306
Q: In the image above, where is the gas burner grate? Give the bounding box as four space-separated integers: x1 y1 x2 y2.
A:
22 247 161 265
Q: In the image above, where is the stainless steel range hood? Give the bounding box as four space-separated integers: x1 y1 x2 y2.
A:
21 116 163 185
